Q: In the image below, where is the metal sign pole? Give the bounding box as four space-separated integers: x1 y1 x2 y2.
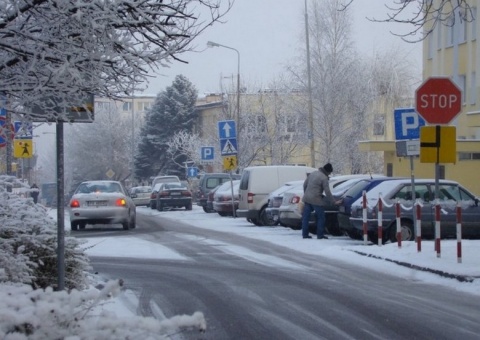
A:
56 122 65 291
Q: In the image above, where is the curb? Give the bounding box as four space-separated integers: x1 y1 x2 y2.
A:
351 250 478 283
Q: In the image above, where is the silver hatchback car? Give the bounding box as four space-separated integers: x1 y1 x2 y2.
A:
69 180 136 231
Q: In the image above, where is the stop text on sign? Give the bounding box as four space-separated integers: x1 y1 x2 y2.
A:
419 94 459 109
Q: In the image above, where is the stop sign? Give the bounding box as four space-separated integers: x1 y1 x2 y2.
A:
415 77 462 125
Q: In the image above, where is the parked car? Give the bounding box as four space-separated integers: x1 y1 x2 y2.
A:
213 180 241 216
130 186 152 207
337 177 405 239
277 182 341 234
156 182 193 211
349 178 480 243
196 173 241 212
277 174 383 234
149 183 163 210
237 165 316 226
205 185 221 213
265 180 304 226
69 180 136 231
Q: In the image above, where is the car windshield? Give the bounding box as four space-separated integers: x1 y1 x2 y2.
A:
76 182 122 194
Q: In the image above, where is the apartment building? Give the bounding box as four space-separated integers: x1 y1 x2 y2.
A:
359 1 480 195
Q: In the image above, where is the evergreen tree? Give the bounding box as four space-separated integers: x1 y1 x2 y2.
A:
135 75 198 180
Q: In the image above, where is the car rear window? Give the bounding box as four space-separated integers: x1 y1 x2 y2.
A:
239 170 250 190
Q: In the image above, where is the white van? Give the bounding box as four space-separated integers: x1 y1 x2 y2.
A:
236 165 316 226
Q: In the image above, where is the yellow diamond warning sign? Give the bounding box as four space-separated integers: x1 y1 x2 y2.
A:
13 139 33 158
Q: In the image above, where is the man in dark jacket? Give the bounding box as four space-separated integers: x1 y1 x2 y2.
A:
301 163 340 239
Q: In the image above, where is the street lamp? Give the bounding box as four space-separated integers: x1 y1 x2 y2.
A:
206 41 241 132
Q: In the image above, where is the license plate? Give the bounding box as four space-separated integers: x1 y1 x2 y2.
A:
87 201 107 206
170 192 181 196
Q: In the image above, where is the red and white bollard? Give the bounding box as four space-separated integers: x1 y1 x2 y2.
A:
415 201 422 252
396 200 401 248
377 194 383 246
362 190 368 245
435 202 441 258
456 203 462 263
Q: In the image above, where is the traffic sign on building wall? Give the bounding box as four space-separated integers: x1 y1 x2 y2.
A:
415 77 462 125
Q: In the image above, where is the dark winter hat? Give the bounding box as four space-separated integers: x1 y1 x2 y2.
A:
323 163 333 174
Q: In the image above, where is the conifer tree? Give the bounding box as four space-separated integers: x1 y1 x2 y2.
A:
135 75 198 180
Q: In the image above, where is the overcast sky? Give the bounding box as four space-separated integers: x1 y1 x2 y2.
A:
143 0 423 96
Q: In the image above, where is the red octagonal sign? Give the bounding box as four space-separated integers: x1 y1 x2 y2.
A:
415 77 462 125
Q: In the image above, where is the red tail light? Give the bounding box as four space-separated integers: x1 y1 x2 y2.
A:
116 198 127 207
70 199 80 208
247 192 254 204
291 196 300 204
159 191 169 197
182 191 192 197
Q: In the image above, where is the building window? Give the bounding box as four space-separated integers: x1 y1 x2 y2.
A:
122 102 132 111
459 10 467 43
95 102 110 110
437 23 443 49
446 14 454 46
428 33 434 58
387 163 393 177
472 7 477 40
459 152 480 160
457 74 466 104
137 102 151 112
373 114 385 136
470 72 477 105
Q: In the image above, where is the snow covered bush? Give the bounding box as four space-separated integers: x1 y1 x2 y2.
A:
0 176 89 290
0 279 206 339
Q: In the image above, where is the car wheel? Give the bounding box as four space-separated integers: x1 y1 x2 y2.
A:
389 220 415 242
259 207 276 226
325 215 343 236
130 214 136 229
218 211 228 217
203 206 211 213
150 202 156 209
346 229 362 240
79 222 86 230
122 220 130 230
157 203 163 211
186 203 193 210
71 222 78 231
251 218 263 226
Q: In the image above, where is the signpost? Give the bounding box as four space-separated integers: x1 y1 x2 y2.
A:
415 77 462 247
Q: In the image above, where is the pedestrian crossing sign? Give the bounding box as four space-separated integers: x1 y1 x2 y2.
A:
223 155 237 171
13 139 33 158
220 138 237 155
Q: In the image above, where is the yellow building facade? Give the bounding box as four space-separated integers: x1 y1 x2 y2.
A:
360 1 480 195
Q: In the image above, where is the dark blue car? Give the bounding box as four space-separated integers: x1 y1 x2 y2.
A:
338 177 406 239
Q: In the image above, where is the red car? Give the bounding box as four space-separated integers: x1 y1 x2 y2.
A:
213 180 240 216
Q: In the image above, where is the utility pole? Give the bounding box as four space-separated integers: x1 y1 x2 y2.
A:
305 0 315 168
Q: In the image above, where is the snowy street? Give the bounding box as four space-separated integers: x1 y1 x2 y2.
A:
71 206 480 338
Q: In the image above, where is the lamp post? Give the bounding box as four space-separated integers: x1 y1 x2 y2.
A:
206 41 241 133
305 0 315 168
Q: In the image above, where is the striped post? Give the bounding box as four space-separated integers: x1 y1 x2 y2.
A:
456 203 462 263
362 190 368 245
377 194 383 246
396 200 401 248
435 202 441 258
416 202 421 252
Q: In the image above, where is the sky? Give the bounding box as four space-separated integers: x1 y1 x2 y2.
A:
143 0 423 96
